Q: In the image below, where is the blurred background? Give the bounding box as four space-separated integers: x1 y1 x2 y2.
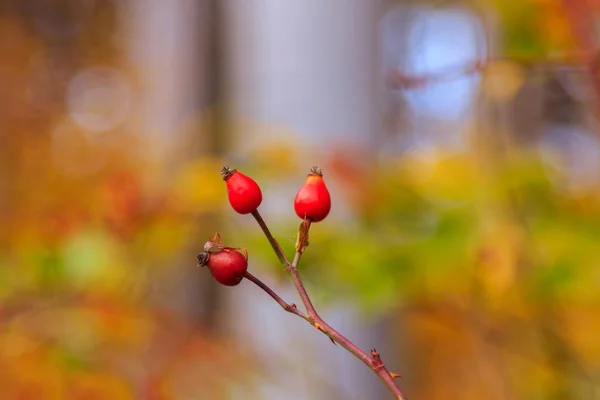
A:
1 0 600 399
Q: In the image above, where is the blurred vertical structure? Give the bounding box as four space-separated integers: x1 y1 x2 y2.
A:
202 0 226 331
121 0 226 329
225 0 384 152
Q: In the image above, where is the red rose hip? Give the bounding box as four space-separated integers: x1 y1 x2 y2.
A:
206 249 248 286
294 166 331 223
221 166 262 214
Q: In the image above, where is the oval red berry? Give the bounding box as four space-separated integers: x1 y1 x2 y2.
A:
294 168 331 223
222 167 262 214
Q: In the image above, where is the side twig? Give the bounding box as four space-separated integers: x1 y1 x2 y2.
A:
248 210 408 399
243 271 310 322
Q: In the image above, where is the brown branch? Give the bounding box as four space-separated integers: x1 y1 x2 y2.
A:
386 60 485 90
249 211 408 399
385 53 600 91
251 209 289 267
243 271 310 322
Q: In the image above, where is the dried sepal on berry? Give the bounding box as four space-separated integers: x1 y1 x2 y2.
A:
197 233 249 286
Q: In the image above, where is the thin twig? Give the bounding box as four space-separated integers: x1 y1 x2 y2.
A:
386 59 484 90
385 53 600 91
250 213 408 399
285 264 320 319
243 271 310 322
291 251 302 268
284 263 407 399
251 209 289 267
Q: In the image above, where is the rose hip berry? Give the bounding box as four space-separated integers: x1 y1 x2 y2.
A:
207 249 248 286
197 237 249 286
221 166 262 214
294 166 331 223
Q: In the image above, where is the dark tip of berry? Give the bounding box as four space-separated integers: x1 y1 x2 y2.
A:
197 252 210 267
309 166 323 176
221 166 237 181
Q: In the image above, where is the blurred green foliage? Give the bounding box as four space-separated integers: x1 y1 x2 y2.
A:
243 144 598 312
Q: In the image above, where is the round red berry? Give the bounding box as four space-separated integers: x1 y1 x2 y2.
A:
294 166 331 223
206 249 248 286
222 167 262 214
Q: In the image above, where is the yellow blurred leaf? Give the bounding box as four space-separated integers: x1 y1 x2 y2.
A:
172 157 224 212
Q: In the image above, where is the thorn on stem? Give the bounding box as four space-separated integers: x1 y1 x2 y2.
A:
312 322 336 345
314 322 326 333
390 372 403 380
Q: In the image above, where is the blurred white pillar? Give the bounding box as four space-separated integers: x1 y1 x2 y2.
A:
121 0 209 158
120 0 222 326
225 0 383 153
